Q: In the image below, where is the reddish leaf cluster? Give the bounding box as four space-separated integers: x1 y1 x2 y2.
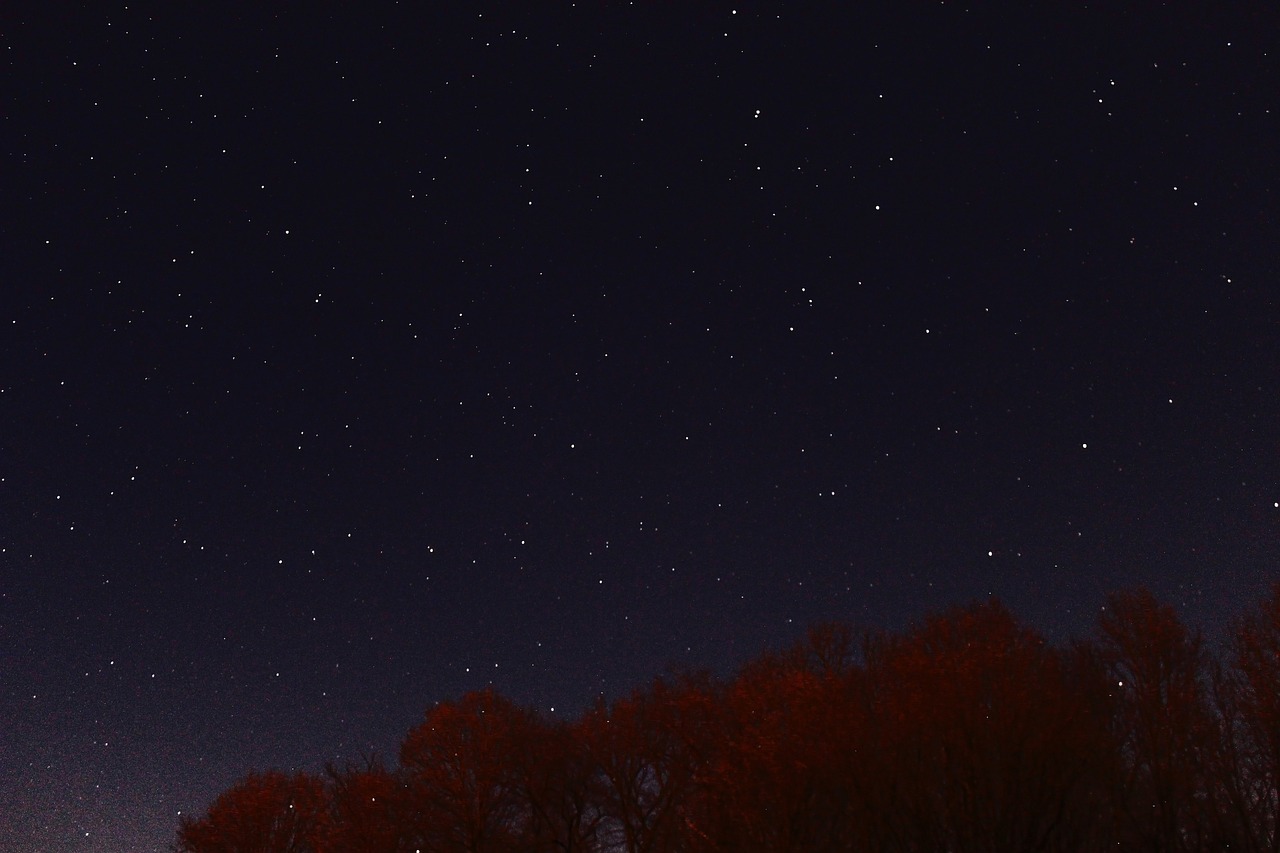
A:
176 585 1280 852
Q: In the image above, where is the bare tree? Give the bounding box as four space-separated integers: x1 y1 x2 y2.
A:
1213 582 1280 852
863 599 1115 853
579 673 717 853
510 717 607 853
1094 587 1217 852
688 644 858 853
324 757 417 853
175 770 328 853
399 689 530 853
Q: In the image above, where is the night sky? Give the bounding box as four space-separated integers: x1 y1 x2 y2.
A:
5 4 1280 850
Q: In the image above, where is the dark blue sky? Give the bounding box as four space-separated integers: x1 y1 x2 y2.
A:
5 4 1279 850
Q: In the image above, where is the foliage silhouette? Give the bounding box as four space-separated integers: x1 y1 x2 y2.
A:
176 586 1280 853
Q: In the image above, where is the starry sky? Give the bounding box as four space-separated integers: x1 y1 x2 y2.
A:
4 3 1280 850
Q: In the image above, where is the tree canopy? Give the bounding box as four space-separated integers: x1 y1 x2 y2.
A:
176 584 1280 853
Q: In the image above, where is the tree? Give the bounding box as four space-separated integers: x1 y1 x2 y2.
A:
399 689 531 853
580 673 718 853
324 758 416 853
175 770 328 853
1213 582 1280 851
185 587 1280 852
686 625 862 853
863 599 1115 853
509 716 606 853
1094 587 1217 852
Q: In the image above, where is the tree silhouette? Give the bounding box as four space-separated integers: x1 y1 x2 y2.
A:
324 758 416 853
580 673 717 853
684 624 863 853
177 586 1280 853
399 689 531 853
1214 582 1280 851
1093 587 1216 852
503 715 606 853
174 770 327 853
864 599 1115 852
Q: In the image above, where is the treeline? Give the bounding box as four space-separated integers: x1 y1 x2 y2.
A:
175 585 1280 852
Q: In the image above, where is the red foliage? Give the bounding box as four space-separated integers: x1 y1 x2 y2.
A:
176 770 327 853
180 588 1280 853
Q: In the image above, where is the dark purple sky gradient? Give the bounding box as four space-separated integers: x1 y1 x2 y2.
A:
4 4 1279 850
